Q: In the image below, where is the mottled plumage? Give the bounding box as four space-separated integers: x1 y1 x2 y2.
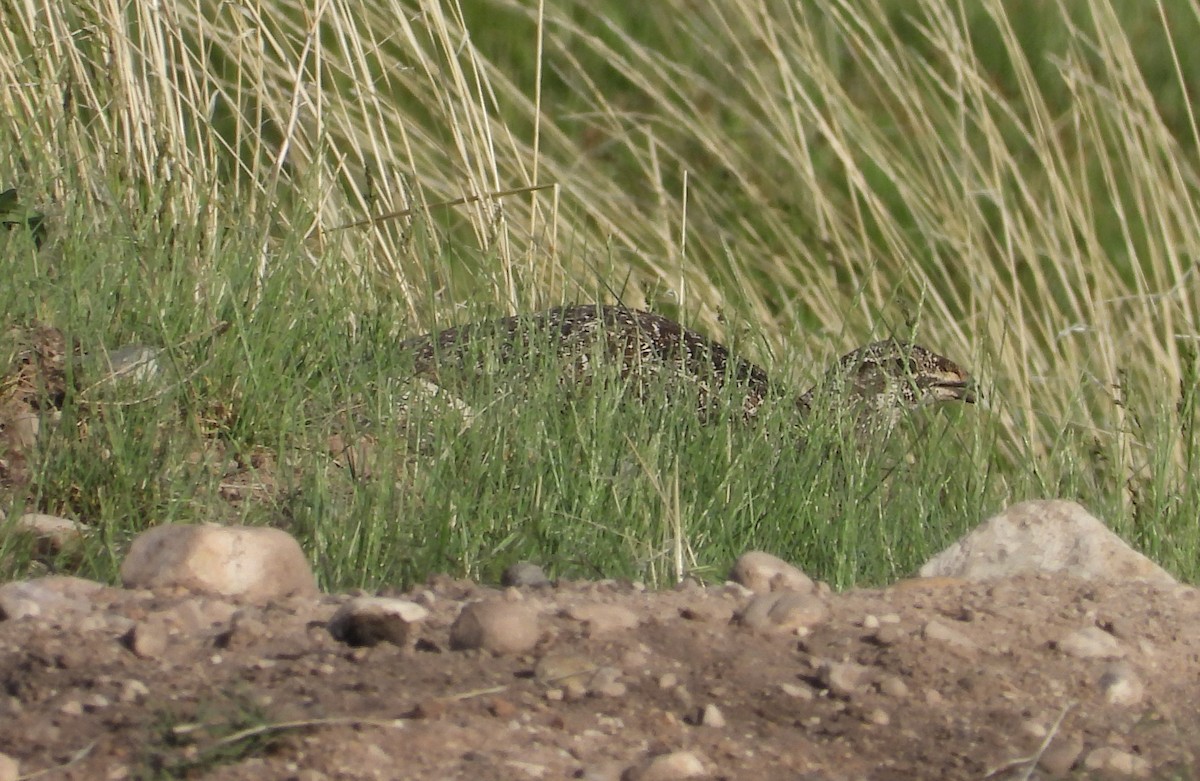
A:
401 305 975 426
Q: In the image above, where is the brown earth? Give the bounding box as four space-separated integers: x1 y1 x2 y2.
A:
0 571 1197 780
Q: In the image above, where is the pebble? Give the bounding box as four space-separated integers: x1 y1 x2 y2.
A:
327 597 429 648
878 676 909 698
627 750 707 780
11 513 85 553
818 659 873 698
700 703 725 728
0 753 16 781
124 621 169 659
1083 746 1150 778
922 619 979 653
1098 662 1144 706
449 599 539 654
728 551 815 594
737 591 829 632
564 603 640 635
1038 733 1083 777
1056 626 1125 659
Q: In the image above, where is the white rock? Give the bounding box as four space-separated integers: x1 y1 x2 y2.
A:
628 750 707 780
1056 626 1125 659
700 703 726 727
920 500 1175 585
728 551 815 594
120 524 317 601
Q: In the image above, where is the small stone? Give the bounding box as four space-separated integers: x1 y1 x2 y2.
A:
864 707 890 726
657 673 678 689
729 551 815 594
501 562 551 588
487 697 517 718
819 660 873 699
327 597 429 648
1083 747 1150 778
628 750 707 780
0 752 17 781
700 703 725 728
878 676 909 698
1098 662 1144 706
861 614 880 629
449 599 539 654
564 603 640 635
124 621 168 659
737 591 829 632
1056 626 1125 659
59 699 83 716
119 679 150 703
869 624 905 646
922 619 979 653
120 524 317 601
1038 733 1084 776
779 682 814 700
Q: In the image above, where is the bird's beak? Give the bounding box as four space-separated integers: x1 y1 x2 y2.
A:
935 377 977 404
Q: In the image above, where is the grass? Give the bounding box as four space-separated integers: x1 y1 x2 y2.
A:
2 0 1199 589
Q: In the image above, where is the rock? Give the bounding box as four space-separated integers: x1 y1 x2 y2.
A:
327 597 429 648
879 676 909 698
728 551 815 594
0 752 17 781
0 576 104 620
626 750 707 780
564 603 640 635
501 562 551 587
1083 746 1150 778
120 524 317 601
1098 662 1144 706
818 659 873 698
920 500 1176 585
1055 626 1124 659
449 599 539 654
922 619 979 653
1039 732 1083 776
9 513 85 553
736 591 829 632
124 620 169 659
700 703 725 727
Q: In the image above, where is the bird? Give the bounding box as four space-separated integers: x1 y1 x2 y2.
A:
399 304 975 430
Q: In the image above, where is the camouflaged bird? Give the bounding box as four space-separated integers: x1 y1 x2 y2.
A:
400 304 975 427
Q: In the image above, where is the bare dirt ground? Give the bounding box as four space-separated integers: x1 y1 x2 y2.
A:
1 570 1198 780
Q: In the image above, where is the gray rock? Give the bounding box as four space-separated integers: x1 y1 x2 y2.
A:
120 524 318 601
729 551 815 594
328 597 429 647
0 576 104 620
449 599 539 654
920 500 1176 585
818 659 873 698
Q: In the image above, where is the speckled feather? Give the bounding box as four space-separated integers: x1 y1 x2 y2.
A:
401 305 974 423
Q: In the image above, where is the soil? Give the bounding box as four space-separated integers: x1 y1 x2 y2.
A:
0 571 1198 780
